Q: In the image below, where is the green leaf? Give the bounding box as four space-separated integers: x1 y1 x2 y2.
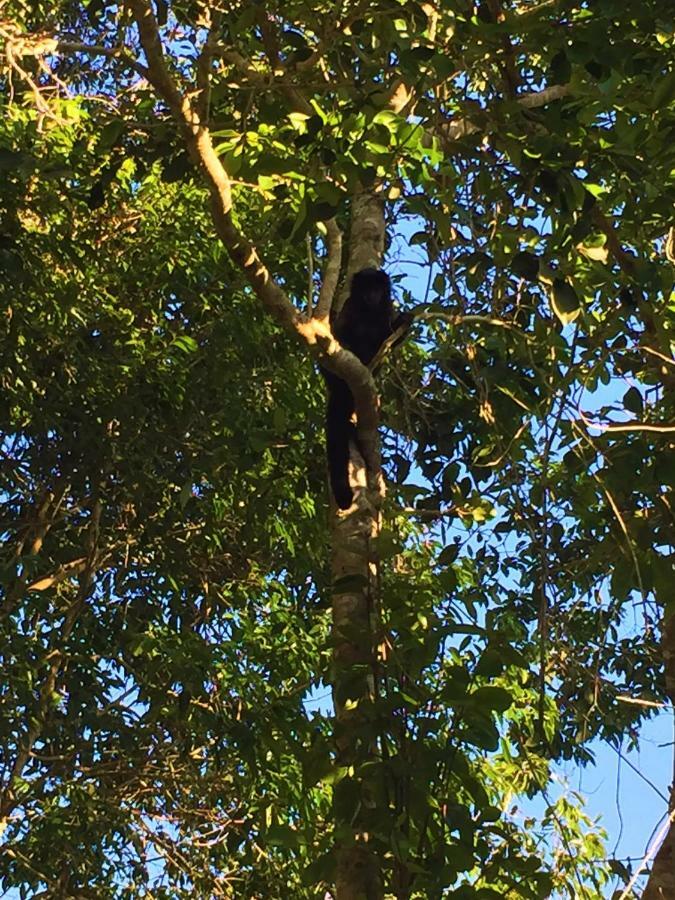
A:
511 250 540 280
622 386 643 416
288 111 310 131
0 149 35 172
438 543 459 566
462 717 500 750
550 278 582 325
265 823 303 848
474 649 505 678
653 70 675 108
170 335 198 354
470 686 513 712
583 182 607 198
98 119 125 151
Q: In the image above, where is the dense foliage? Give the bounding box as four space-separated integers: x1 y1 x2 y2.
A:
0 1 673 897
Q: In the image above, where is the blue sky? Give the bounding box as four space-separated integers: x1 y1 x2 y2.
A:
387 230 674 891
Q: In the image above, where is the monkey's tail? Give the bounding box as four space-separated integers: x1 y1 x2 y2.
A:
325 397 354 510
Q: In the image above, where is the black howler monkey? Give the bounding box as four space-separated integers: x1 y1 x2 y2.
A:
322 268 411 509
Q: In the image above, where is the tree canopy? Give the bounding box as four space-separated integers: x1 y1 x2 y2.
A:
0 1 674 898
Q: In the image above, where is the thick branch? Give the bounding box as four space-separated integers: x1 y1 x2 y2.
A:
629 807 675 900
346 191 386 275
517 83 570 108
128 0 300 335
127 0 186 117
27 556 87 592
321 347 380 445
430 83 570 149
315 218 343 319
129 4 386 503
334 190 386 315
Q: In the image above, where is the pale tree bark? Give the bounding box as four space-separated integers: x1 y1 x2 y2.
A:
330 192 388 900
641 582 675 900
633 632 674 899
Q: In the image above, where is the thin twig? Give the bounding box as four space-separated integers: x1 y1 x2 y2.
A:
306 232 314 315
579 412 675 434
56 40 150 77
617 808 675 900
616 694 669 709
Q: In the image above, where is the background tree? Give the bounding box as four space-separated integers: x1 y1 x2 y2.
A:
0 1 673 898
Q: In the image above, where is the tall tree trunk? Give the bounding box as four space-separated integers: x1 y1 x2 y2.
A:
331 192 386 900
331 494 383 900
641 608 675 900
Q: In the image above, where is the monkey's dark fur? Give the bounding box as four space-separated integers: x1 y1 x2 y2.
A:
322 268 410 509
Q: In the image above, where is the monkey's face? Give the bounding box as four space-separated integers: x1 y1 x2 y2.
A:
350 268 392 312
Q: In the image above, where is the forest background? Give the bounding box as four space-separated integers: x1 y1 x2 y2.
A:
0 1 674 898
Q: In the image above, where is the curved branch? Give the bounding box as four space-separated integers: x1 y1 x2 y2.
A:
430 83 570 148
315 218 343 319
128 0 299 335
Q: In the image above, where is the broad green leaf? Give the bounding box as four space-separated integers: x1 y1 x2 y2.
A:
511 250 540 280
550 278 582 325
622 386 643 416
